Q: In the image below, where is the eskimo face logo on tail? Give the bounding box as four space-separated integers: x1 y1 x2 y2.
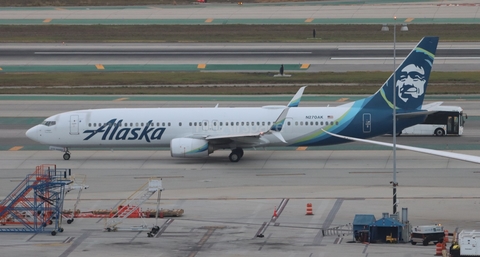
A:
83 119 166 143
396 64 426 103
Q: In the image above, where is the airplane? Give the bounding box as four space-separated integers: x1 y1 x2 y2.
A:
27 36 468 163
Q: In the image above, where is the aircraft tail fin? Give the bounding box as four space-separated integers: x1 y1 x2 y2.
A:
370 36 439 111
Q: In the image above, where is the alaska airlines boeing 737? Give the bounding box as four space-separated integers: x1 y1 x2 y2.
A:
27 36 479 164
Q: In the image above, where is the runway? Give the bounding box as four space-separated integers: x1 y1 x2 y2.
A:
0 96 480 257
1 42 480 72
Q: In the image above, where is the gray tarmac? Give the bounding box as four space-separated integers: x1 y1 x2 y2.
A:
1 98 480 257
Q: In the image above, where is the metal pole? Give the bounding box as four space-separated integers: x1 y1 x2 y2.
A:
392 17 398 215
155 189 161 226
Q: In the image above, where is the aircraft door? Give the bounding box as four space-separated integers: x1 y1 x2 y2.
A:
70 115 80 135
363 113 371 133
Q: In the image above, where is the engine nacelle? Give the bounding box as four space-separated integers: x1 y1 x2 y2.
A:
170 138 212 158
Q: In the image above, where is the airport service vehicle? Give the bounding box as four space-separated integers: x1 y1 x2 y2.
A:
450 230 480 257
400 105 466 136
410 225 445 246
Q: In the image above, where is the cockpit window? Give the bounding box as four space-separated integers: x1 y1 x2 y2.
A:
41 120 56 126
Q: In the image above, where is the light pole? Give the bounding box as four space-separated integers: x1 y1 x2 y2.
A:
392 16 398 215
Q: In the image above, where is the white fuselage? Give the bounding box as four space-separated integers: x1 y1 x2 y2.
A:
26 105 353 148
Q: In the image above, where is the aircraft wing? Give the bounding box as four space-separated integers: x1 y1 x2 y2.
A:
205 107 289 144
322 129 480 164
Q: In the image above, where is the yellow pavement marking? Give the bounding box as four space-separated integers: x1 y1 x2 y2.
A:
296 146 308 151
0 67 2 70
336 98 349 102
95 64 105 70
305 18 314 23
9 146 23 151
300 63 310 69
55 7 65 10
43 18 52 23
205 18 214 23
114 98 128 101
197 64 206 69
404 18 414 22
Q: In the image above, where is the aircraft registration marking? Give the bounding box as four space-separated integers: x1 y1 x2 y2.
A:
305 18 314 23
9 146 23 151
95 64 105 70
43 19 52 23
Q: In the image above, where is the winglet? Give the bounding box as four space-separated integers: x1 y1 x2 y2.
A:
264 107 290 143
270 107 289 132
287 86 306 107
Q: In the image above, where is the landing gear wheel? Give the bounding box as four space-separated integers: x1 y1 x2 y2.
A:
63 153 71 160
229 152 240 162
59 228 64 233
51 231 57 236
236 148 244 158
434 128 445 136
67 219 74 224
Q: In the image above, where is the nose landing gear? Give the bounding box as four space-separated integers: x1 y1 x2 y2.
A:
63 149 71 160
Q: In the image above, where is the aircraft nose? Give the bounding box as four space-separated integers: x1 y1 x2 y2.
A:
26 126 39 141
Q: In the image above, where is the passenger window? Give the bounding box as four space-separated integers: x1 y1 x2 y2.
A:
179 122 182 126
168 122 171 126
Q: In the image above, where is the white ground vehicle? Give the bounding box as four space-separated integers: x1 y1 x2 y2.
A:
411 225 445 246
400 106 466 136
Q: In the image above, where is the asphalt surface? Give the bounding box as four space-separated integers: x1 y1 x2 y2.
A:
1 42 480 72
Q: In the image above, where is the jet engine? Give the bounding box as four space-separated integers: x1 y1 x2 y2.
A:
170 138 212 158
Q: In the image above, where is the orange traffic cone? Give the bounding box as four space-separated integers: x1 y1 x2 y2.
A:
306 203 313 215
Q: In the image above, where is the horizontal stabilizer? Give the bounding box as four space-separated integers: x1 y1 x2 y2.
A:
322 129 480 164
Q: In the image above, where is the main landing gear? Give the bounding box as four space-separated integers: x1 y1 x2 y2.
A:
229 148 244 162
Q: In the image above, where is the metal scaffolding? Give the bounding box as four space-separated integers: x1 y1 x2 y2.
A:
0 164 72 236
104 179 163 232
